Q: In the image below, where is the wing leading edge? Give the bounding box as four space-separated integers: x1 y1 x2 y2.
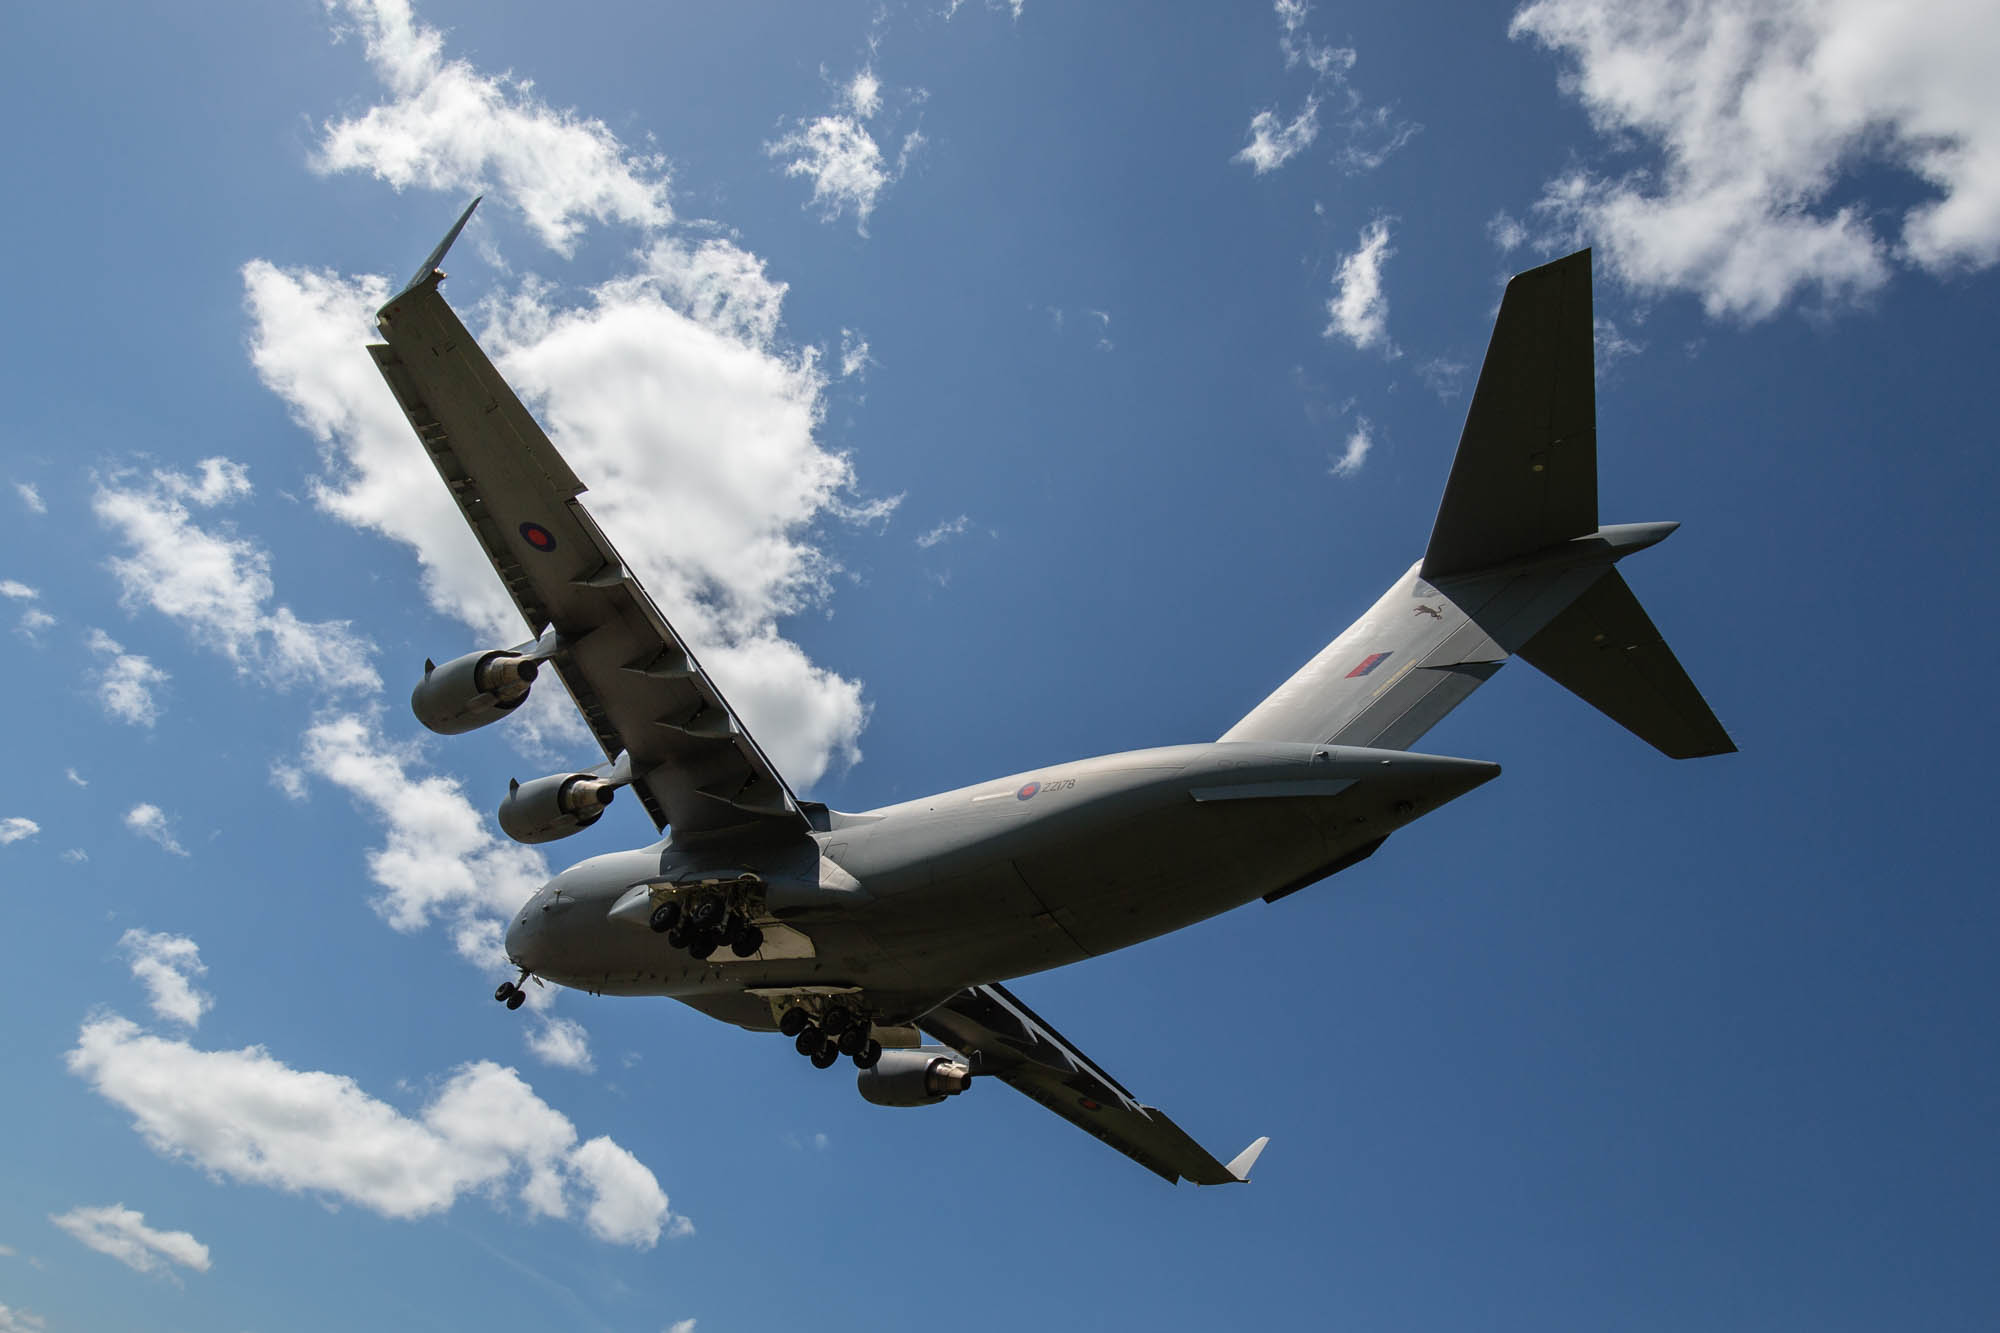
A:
369 202 810 840
921 984 1268 1186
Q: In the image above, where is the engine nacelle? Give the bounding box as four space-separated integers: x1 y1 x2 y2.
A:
855 1048 974 1108
498 772 617 845
411 650 539 735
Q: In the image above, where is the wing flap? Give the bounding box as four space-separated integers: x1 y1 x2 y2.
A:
371 274 810 839
921 984 1264 1186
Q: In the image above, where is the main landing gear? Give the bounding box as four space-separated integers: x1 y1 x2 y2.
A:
779 1004 881 1070
648 891 763 962
493 971 530 1010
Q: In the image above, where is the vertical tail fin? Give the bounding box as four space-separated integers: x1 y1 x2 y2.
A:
1227 249 1733 760
1423 250 1597 579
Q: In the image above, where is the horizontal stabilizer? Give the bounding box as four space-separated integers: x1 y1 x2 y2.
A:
1423 250 1597 579
1515 569 1735 758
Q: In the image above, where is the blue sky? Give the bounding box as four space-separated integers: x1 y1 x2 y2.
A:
3 1 1998 1329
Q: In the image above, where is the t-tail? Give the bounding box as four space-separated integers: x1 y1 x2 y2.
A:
1224 249 1735 761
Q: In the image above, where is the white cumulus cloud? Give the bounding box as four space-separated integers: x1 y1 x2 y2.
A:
526 1015 595 1073
0 817 39 845
245 239 873 788
317 0 672 254
1325 218 1397 352
49 1204 210 1276
67 1014 682 1247
87 630 168 726
93 460 380 695
120 930 211 1028
123 804 187 857
296 711 547 968
1510 0 2000 320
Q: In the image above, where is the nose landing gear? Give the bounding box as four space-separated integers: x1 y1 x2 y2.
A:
493 970 531 1010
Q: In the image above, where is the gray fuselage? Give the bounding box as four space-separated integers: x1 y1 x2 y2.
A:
505 740 1497 1029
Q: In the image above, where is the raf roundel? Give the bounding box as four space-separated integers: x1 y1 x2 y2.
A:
1016 781 1040 801
519 521 557 553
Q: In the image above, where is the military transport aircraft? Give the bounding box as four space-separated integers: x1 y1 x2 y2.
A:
368 201 1733 1185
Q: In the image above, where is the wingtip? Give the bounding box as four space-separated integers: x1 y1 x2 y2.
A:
390 196 483 303
1225 1135 1271 1182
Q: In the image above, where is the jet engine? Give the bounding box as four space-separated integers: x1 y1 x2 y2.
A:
855 1048 974 1107
498 772 618 844
411 650 539 735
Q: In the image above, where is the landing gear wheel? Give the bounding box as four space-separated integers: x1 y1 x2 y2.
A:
821 1005 854 1036
665 924 689 949
809 1042 841 1070
505 988 526 1010
836 1026 866 1057
778 1007 810 1037
794 1025 823 1057
691 895 728 929
852 1038 882 1070
730 924 764 958
494 982 518 1003
687 932 719 961
649 901 681 934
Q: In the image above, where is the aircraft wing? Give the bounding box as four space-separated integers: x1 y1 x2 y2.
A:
367 200 810 839
919 983 1268 1186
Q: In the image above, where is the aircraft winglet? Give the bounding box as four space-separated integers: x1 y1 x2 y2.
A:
395 196 482 300
1224 1135 1271 1183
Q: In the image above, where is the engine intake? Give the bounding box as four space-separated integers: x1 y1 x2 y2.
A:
498 772 617 844
411 649 539 735
856 1048 974 1108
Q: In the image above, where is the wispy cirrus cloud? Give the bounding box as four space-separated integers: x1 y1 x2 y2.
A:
1509 0 2000 320
50 1204 209 1278
768 65 926 234
0 817 39 846
120 930 211 1028
1235 1 1416 177
1325 217 1397 353
123 804 187 858
1330 417 1374 478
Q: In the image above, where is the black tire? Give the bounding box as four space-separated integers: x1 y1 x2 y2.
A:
778 1007 810 1037
691 895 728 928
665 925 689 949
730 925 764 958
494 982 517 1003
794 1025 822 1056
505 989 526 1010
649 901 681 934
687 933 718 961
809 1043 840 1070
853 1039 882 1070
836 1027 865 1057
821 1005 854 1035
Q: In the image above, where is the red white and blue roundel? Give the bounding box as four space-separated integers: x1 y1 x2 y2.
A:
519 521 557 553
1016 781 1040 801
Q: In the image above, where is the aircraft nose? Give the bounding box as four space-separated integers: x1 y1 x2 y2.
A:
504 897 540 969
